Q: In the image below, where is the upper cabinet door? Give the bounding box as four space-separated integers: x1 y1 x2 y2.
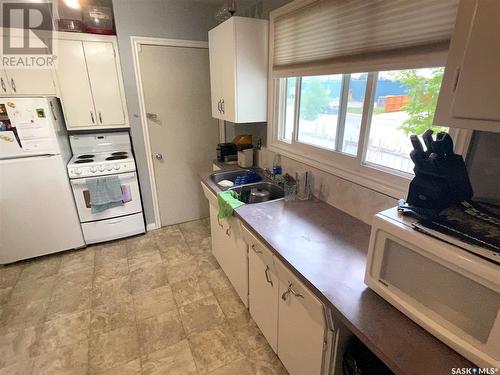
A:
209 27 223 119
83 41 125 127
208 17 268 123
434 0 500 132
2 36 56 96
451 0 500 122
56 39 97 128
0 69 12 95
217 19 236 122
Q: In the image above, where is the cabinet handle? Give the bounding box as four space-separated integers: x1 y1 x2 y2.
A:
0 78 6 92
98 111 103 124
225 226 231 237
217 217 223 228
264 265 273 286
251 244 263 254
452 67 461 93
90 111 95 124
217 99 222 113
281 282 304 301
221 99 225 114
10 78 16 93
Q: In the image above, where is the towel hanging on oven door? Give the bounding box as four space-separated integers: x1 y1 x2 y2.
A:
86 176 124 213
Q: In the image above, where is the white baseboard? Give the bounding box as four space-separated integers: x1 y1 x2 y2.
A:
146 223 158 232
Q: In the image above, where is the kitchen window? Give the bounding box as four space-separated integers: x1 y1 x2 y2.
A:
276 67 446 175
268 0 466 198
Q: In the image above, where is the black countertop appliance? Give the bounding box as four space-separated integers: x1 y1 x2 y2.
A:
216 142 238 162
406 129 473 215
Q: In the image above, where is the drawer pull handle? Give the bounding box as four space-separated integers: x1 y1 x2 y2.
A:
264 265 273 286
0 78 6 92
251 244 262 254
281 282 304 301
225 226 231 236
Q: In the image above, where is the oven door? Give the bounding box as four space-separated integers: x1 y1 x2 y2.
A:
71 172 142 222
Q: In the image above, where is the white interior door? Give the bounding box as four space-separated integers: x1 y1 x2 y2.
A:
83 41 125 126
138 43 218 226
56 39 96 128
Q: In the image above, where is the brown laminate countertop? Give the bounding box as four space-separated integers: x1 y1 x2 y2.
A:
200 172 473 375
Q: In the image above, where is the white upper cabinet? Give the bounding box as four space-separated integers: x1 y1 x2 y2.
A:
56 39 97 128
83 41 125 126
0 36 56 96
54 33 128 130
434 0 500 132
0 69 10 95
208 16 268 123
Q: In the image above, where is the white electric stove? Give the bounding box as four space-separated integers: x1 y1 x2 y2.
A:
67 132 145 244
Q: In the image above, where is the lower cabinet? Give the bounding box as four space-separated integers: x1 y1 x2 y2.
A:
204 183 334 375
242 225 335 375
208 203 248 307
248 240 279 352
276 260 331 375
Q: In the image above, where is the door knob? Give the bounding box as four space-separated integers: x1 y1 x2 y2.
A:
154 153 163 161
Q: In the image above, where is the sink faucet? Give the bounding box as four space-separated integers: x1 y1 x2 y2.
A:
263 168 275 181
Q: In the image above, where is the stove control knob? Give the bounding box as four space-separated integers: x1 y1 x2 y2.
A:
106 165 112 171
75 168 82 175
113 164 120 170
90 166 97 173
98 165 105 172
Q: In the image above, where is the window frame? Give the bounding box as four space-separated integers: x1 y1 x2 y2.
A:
268 70 471 199
266 0 472 200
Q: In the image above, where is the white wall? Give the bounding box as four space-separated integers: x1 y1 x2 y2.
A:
112 0 220 226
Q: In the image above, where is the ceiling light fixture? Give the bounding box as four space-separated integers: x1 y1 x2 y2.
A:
63 0 80 10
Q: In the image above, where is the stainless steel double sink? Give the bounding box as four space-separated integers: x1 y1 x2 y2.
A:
210 169 284 204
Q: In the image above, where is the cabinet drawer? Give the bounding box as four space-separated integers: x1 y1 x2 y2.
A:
243 226 275 269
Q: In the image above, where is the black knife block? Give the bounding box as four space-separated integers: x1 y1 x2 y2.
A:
407 154 473 211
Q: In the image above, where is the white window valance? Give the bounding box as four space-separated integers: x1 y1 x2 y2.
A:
271 0 459 76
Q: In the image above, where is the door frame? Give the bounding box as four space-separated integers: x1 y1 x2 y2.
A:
131 36 209 230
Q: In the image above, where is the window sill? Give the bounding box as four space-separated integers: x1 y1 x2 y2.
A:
268 141 410 200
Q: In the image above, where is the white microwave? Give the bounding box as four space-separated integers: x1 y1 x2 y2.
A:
365 208 500 369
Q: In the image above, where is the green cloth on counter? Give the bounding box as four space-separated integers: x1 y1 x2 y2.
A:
217 190 244 218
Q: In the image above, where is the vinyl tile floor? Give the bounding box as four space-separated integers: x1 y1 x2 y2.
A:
0 218 288 375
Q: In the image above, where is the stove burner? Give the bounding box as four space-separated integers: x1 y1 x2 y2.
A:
111 151 128 156
74 159 93 164
77 154 95 159
106 155 128 161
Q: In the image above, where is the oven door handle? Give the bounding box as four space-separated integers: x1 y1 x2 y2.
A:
70 172 137 186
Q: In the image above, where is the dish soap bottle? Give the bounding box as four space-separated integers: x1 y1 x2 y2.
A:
272 153 282 176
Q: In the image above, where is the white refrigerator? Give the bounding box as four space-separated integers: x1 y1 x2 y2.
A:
0 97 85 264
